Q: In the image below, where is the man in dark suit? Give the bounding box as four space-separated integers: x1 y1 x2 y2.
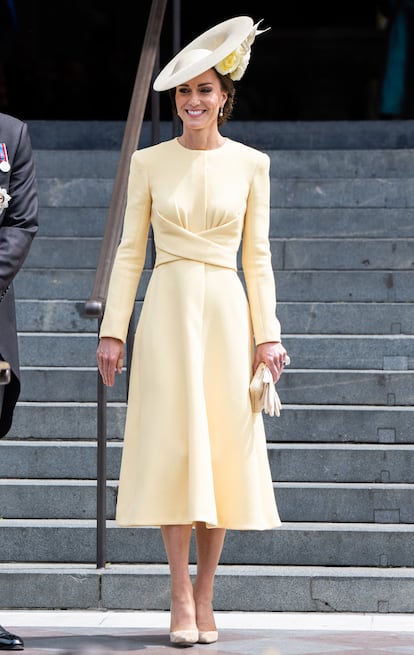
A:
0 112 38 650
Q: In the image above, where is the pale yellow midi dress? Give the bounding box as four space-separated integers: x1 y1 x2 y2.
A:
100 137 282 530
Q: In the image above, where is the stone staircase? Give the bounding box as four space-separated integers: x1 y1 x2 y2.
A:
0 120 414 612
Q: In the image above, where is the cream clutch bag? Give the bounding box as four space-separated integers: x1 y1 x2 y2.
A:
249 356 290 417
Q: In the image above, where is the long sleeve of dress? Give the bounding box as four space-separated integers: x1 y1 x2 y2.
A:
99 151 152 342
241 152 281 344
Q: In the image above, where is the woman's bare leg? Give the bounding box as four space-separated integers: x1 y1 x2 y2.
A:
161 525 197 633
193 522 226 631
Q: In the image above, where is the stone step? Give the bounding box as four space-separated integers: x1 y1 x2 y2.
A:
14 269 149 300
223 119 414 151
284 336 414 375
271 208 414 238
28 120 170 150
33 150 119 178
8 402 126 440
27 119 414 151
15 333 414 369
33 148 414 180
1 479 413 523
24 237 153 269
13 269 414 302
17 367 126 402
36 178 112 208
14 367 414 405
0 521 413 569
74 563 414 613
275 271 414 302
7 403 414 443
24 238 102 269
1 559 414 612
15 300 414 335
270 178 414 208
35 175 414 210
267 149 414 178
37 207 107 237
269 444 414 483
36 206 414 239
280 239 414 270
16 300 99 333
2 441 413 484
268 406 414 444
278 370 414 405
24 236 414 272
0 441 123 479
277 302 414 335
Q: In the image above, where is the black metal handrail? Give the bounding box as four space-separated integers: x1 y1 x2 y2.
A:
84 0 175 569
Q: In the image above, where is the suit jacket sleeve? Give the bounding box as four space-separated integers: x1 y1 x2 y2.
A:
0 121 38 295
99 150 152 342
241 152 281 345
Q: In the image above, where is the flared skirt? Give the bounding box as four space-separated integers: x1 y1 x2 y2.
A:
115 260 281 530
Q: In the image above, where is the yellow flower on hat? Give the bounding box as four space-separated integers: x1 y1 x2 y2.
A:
215 49 241 76
215 46 251 80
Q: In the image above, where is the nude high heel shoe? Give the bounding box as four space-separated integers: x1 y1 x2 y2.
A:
169 629 199 645
198 630 218 644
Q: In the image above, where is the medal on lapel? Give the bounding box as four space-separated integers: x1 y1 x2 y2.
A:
0 143 10 172
0 188 11 211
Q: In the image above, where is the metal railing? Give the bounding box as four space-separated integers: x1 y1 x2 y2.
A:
84 0 178 568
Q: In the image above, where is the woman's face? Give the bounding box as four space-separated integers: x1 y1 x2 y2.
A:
175 69 227 130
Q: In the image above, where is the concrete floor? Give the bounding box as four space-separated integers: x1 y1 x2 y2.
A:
1 612 414 654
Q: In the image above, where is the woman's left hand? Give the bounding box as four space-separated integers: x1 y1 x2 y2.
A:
253 341 289 384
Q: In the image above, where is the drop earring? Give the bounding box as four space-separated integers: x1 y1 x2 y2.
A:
219 106 224 117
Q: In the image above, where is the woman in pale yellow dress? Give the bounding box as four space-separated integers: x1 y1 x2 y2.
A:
97 16 288 646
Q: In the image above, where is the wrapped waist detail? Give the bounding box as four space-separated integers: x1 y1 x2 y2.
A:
153 212 239 271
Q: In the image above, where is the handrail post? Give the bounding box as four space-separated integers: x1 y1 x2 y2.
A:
151 49 161 145
84 0 169 570
96 316 107 569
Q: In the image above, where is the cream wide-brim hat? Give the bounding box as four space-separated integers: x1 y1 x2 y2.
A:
153 16 255 92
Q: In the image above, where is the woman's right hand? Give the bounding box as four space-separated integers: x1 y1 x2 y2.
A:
96 337 124 387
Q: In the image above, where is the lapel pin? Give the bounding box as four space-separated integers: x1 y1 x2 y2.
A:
0 143 10 172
